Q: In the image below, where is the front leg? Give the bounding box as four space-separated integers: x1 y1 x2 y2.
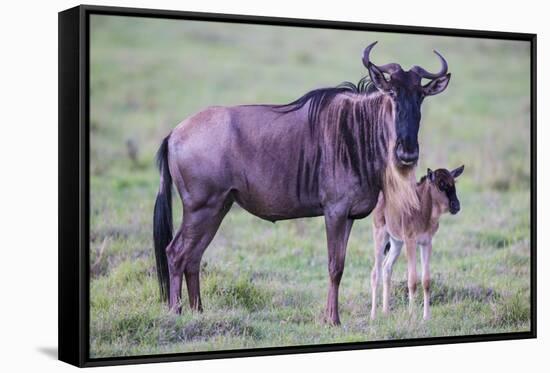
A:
420 242 432 320
405 238 417 315
370 228 389 320
324 205 354 326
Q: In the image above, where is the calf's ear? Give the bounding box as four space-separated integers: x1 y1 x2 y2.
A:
427 168 435 181
450 165 465 179
423 73 451 96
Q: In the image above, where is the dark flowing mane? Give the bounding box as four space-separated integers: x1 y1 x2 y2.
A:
274 76 378 126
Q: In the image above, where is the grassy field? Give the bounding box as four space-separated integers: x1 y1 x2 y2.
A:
89 15 532 358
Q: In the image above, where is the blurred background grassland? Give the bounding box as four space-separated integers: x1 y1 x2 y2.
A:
89 15 531 358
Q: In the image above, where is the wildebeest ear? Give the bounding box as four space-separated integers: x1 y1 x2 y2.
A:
368 63 391 93
427 168 434 181
423 73 451 96
450 165 464 179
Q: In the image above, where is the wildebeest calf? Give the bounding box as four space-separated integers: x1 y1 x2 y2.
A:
370 166 464 320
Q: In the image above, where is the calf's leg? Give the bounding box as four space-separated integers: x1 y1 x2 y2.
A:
420 243 432 320
371 228 389 320
405 238 418 314
382 237 402 314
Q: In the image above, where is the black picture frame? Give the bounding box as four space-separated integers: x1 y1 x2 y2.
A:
58 4 537 367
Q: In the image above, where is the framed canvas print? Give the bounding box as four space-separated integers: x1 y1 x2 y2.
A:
58 4 537 367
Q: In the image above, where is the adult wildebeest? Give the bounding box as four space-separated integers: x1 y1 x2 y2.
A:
153 41 451 325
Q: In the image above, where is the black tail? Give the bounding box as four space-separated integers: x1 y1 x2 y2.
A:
153 135 173 303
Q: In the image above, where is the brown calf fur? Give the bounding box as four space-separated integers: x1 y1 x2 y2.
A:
370 166 464 320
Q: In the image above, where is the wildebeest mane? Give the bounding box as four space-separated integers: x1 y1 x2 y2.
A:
276 76 389 197
275 76 377 127
275 76 419 217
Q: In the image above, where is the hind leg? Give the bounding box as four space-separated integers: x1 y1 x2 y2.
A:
382 237 403 314
166 196 232 313
405 238 418 314
420 242 432 320
165 229 184 313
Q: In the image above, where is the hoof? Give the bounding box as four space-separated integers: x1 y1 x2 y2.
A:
327 319 341 326
169 305 182 315
190 302 204 313
323 313 341 326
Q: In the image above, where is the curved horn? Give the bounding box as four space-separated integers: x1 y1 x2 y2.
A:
362 41 378 68
411 50 448 79
362 41 403 74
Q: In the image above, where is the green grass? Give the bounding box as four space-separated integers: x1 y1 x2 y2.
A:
88 15 532 358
